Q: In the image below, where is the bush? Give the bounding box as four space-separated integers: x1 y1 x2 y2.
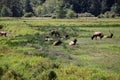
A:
0 25 4 29
0 67 4 78
66 9 78 19
52 14 57 19
24 12 33 17
98 11 118 18
78 12 95 17
48 71 57 80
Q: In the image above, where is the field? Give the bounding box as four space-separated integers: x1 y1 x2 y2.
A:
0 18 120 80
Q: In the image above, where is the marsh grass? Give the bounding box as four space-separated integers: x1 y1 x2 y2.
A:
0 18 120 80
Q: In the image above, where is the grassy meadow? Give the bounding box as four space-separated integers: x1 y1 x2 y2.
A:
0 17 120 80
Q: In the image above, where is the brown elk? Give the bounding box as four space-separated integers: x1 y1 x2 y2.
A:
50 30 60 37
103 31 113 38
53 39 62 46
45 36 53 41
63 34 69 39
91 32 104 40
0 31 7 37
69 39 77 45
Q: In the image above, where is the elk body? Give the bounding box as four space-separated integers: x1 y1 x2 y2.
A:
50 30 60 37
0 31 7 37
45 36 53 41
69 39 77 45
91 32 104 40
103 31 113 38
53 39 62 46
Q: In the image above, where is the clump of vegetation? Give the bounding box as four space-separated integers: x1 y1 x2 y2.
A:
0 25 4 29
0 18 120 80
1 70 25 80
48 71 57 80
66 9 78 19
24 12 34 17
98 11 118 18
78 12 95 17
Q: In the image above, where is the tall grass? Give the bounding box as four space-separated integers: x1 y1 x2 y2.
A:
0 18 120 80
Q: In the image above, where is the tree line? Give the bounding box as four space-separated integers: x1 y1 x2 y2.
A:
0 0 120 18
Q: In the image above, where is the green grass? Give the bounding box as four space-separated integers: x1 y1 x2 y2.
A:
0 18 120 80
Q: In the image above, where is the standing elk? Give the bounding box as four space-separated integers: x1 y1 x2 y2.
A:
91 32 104 40
53 39 62 46
69 38 77 45
0 31 7 37
50 30 60 37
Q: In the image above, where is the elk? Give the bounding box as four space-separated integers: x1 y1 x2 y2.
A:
50 30 60 37
69 38 77 45
60 34 69 40
45 36 53 41
53 39 62 46
63 34 69 39
91 32 104 40
0 31 7 37
104 31 113 38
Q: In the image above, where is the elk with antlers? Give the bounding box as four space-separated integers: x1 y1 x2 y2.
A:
104 31 113 38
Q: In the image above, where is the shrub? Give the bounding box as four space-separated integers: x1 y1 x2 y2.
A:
0 25 4 29
0 67 4 78
52 14 57 19
24 12 33 17
66 9 78 19
98 11 118 18
78 12 94 17
48 71 57 80
1 70 25 80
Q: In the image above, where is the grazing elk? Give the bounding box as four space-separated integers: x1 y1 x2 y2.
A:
0 31 7 37
63 34 69 39
45 36 53 41
91 32 104 40
53 39 62 46
50 30 60 37
60 34 69 40
69 38 77 45
104 31 113 38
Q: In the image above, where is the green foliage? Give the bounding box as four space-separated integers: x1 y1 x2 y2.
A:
98 11 118 18
53 7 66 19
24 12 34 17
11 0 23 17
1 70 25 80
78 12 95 17
0 25 4 29
48 71 57 80
0 5 12 17
66 9 78 19
0 0 119 17
0 18 120 80
0 67 4 78
111 3 120 16
25 0 33 13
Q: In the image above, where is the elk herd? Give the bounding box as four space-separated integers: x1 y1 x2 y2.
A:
44 29 114 46
44 29 78 46
0 28 114 46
